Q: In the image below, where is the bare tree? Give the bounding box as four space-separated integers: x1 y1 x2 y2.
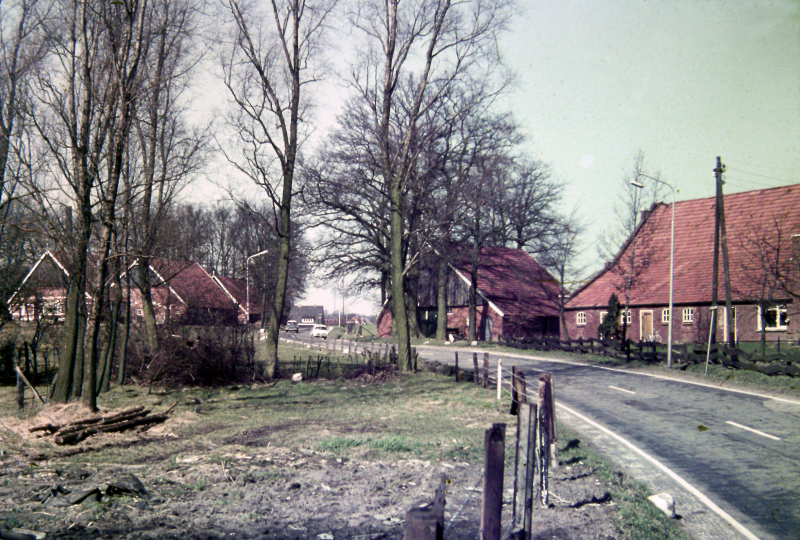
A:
130 0 206 353
738 213 798 353
32 0 120 403
540 209 585 340
219 0 337 378
349 0 513 367
598 151 665 344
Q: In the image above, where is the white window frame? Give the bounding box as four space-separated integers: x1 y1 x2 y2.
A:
661 308 670 325
599 311 608 324
619 310 631 325
758 303 788 331
576 312 586 326
682 308 694 324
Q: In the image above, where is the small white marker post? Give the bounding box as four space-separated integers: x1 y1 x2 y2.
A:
497 359 502 400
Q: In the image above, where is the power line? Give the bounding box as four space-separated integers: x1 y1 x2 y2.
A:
723 175 785 190
726 161 797 173
725 166 795 184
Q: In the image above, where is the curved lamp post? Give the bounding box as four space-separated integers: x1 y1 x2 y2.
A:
631 174 675 368
246 249 270 323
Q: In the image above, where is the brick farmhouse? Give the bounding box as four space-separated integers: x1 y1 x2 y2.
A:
8 252 261 326
565 184 800 344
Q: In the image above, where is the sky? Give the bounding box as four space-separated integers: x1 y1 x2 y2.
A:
292 0 800 316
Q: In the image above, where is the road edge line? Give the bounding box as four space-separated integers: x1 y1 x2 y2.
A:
557 402 761 540
415 346 800 406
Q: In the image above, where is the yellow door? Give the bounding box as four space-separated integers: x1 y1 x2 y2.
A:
642 311 653 340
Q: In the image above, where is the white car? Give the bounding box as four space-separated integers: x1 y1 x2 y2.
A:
311 324 329 339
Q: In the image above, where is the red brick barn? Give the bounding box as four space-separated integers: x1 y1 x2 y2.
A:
377 246 561 341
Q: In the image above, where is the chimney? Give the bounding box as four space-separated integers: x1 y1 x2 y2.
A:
639 209 651 224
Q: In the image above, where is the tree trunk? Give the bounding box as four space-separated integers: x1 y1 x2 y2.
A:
468 245 479 342
137 259 159 352
435 257 448 341
390 179 412 370
99 262 122 393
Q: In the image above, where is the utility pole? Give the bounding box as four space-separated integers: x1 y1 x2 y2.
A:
715 157 736 347
710 159 721 344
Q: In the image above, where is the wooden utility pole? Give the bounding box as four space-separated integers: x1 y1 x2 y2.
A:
716 157 736 347
710 158 722 344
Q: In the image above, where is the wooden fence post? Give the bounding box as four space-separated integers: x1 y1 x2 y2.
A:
510 370 526 416
483 353 489 389
473 353 479 385
512 402 537 537
403 474 446 540
454 352 459 382
537 403 549 507
509 366 517 414
481 423 506 540
16 348 24 411
496 358 502 400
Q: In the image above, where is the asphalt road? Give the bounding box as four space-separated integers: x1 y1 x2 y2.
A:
415 345 800 540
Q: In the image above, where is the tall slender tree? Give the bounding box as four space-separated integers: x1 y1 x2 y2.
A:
220 0 337 377
350 0 513 368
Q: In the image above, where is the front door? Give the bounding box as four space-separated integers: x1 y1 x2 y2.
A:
641 311 653 340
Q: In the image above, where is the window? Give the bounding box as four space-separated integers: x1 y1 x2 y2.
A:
682 308 693 324
599 311 607 324
302 317 314 323
759 303 788 331
619 310 631 325
576 312 586 326
661 308 670 325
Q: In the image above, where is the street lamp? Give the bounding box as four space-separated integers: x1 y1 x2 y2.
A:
246 249 270 323
631 174 675 368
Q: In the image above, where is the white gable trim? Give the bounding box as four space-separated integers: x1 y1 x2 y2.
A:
211 275 247 314
127 260 188 306
8 250 70 305
450 267 505 318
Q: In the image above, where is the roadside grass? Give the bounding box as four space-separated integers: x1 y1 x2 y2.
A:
557 424 689 540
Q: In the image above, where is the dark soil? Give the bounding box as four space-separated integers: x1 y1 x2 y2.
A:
0 397 620 540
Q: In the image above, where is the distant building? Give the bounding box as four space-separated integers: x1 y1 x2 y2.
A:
9 254 261 326
289 305 325 328
377 246 561 341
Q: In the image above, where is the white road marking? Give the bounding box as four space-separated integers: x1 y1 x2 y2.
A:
557 402 761 540
422 346 800 406
726 421 781 441
608 385 636 395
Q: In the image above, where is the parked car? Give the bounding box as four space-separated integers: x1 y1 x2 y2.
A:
311 324 328 339
285 320 298 333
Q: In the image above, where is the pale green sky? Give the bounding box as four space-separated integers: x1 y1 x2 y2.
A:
502 0 799 269
295 0 800 312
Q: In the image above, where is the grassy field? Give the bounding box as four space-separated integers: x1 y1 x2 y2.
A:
0 343 689 539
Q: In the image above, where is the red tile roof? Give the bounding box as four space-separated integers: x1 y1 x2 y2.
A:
568 184 800 309
451 246 560 318
148 260 238 311
214 274 261 315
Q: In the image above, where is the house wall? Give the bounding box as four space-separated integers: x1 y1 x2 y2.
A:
377 304 503 341
565 302 799 345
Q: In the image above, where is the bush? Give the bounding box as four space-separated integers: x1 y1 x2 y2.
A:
126 326 264 389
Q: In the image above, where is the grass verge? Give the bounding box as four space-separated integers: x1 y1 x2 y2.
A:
557 423 689 540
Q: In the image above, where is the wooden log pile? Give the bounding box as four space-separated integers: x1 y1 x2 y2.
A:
30 405 171 445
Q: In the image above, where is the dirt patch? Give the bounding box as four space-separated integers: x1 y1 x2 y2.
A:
0 383 622 540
